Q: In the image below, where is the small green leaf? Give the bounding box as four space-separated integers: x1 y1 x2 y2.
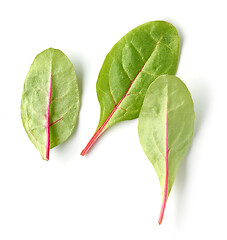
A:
21 48 80 160
138 75 195 224
81 21 179 155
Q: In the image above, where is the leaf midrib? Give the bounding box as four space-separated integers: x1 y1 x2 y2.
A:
158 84 169 224
44 58 53 160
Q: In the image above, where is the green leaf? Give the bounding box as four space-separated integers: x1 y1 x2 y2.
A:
138 75 195 224
81 21 179 155
21 48 80 160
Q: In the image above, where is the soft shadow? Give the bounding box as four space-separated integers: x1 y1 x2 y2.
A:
191 78 210 136
69 54 84 99
173 148 191 225
174 78 210 224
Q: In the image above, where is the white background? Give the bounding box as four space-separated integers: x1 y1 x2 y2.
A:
0 0 226 239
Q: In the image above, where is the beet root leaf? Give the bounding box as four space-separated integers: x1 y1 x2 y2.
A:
21 48 80 160
138 75 195 224
81 21 179 156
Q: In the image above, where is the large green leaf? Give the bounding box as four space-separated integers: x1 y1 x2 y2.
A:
21 48 80 160
81 21 179 155
138 75 195 224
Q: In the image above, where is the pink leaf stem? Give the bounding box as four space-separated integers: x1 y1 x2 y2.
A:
158 101 169 224
45 72 52 161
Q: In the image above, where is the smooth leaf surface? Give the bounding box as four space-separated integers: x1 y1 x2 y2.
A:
21 48 80 160
81 21 179 155
138 75 195 224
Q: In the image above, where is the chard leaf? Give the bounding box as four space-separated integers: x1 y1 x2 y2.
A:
21 48 80 160
138 75 195 224
81 21 179 155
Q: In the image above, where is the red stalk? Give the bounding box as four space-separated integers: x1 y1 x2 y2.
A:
80 66 144 156
45 72 52 161
158 101 169 224
80 105 117 156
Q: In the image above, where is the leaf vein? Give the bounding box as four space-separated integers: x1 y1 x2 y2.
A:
130 42 145 61
152 133 165 159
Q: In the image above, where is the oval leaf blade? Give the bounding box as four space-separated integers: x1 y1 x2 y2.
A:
138 75 195 224
81 21 180 155
21 48 80 160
